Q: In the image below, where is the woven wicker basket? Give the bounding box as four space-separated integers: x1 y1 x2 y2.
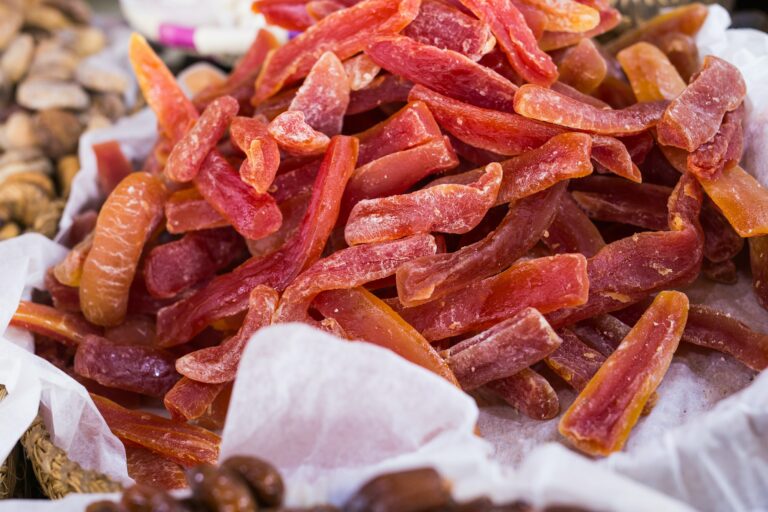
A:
0 386 19 499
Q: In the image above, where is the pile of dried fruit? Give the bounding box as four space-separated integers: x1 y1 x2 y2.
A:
10 0 768 483
0 0 131 239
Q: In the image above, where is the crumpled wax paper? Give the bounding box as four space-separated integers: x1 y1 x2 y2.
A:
1 5 767 511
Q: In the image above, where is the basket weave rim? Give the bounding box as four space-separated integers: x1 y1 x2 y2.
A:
0 385 18 500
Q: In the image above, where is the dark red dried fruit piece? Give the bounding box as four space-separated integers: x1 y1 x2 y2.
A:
247 193 309 258
92 393 220 467
514 84 668 136
656 32 699 83
545 328 606 391
45 269 81 313
590 136 642 183
396 183 564 306
687 105 744 180
555 38 606 94
702 258 738 285
126 445 188 491
366 35 518 113
459 0 558 86
11 301 100 345
268 111 331 156
605 3 709 55
165 188 228 234
347 74 413 115
254 0 313 31
164 377 227 422
104 315 156 346
570 314 629 357
445 308 562 390
289 51 350 136
93 140 133 196
345 163 502 245
409 84 563 156
484 369 559 420
750 236 768 312
393 253 589 341
542 192 605 258
253 0 420 102
701 198 743 264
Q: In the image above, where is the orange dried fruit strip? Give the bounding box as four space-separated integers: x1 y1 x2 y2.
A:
700 198 743 264
656 32 699 83
396 183 565 307
657 56 746 152
80 172 166 327
590 135 642 183
91 393 220 467
163 378 227 422
514 84 668 136
393 253 589 341
541 192 606 258
11 301 101 345
93 141 134 196
750 236 768 311
517 0 599 33
444 308 562 390
554 39 606 94
484 369 559 420
126 445 188 491
74 335 180 398
229 116 279 194
616 42 686 103
165 188 229 234
345 163 502 245
273 234 437 324
458 0 558 86
288 51 350 136
165 96 240 183
403 0 495 61
268 111 331 156
365 35 519 113
156 136 359 346
605 3 709 55
539 2 621 52
544 328 606 391
687 105 745 180
53 231 93 287
176 286 278 384
698 165 768 238
313 287 459 386
409 82 564 157
342 53 381 91
253 0 420 103
559 291 689 456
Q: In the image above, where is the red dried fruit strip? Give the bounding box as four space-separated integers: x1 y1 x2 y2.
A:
366 35 518 113
143 228 245 299
45 269 81 313
343 53 380 91
409 82 564 157
346 74 413 115
517 0 600 32
657 57 746 152
274 234 437 323
156 136 359 346
313 287 459 385
687 105 745 180
698 165 768 238
445 308 562 390
254 0 313 31
559 291 688 456
701 198 743 263
164 377 227 422
345 163 502 245
268 111 331 156
93 141 133 196
750 236 768 311
605 3 709 55
253 0 420 102
176 286 278 384
539 3 621 52
394 253 589 341
403 0 495 61
570 314 629 357
247 193 309 258
165 96 240 182
484 369 559 420
590 136 642 183
656 32 699 83
92 393 220 467
514 84 668 136
53 231 93 287
74 335 180 397
545 328 606 391
555 38 606 94
80 173 166 327
542 192 606 258
307 0 345 21
702 259 738 285
165 188 229 234
288 51 350 136
11 301 100 345
396 183 564 306
104 315 156 346
458 0 558 86
126 445 188 491
616 42 686 103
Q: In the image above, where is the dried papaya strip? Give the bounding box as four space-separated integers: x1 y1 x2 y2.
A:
268 111 331 156
445 308 562 390
702 259 737 285
605 3 709 55
74 335 180 397
53 231 93 287
254 0 420 102
656 32 699 83
396 183 564 307
91 393 220 467
156 136 359 346
484 369 559 420
403 0 495 61
551 81 610 109
539 3 621 52
313 287 458 385
517 0 599 32
343 53 381 91
274 234 437 324
554 39 606 94
163 378 227 422
545 329 606 391
750 236 768 311
165 188 228 234
307 0 345 22
570 314 629 357
511 0 546 40
247 193 309 258
240 138 281 195
687 105 744 180
126 445 187 491
657 56 746 152
514 85 668 136
591 136 642 183
11 301 100 345
459 0 558 86
104 315 157 346
698 165 768 238
347 74 413 115
701 198 743 263
45 269 81 313
165 96 240 183
289 51 350 136
93 141 133 196
560 291 689 456
366 35 518 113
176 286 278 384
409 85 565 156
80 173 166 327
616 42 686 103
394 253 589 341
254 0 313 31
542 192 605 258
345 164 502 245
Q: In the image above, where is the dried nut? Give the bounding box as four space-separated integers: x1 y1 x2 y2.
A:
33 108 84 158
24 5 73 32
42 0 93 24
2 111 38 149
56 26 106 57
17 78 89 110
0 222 21 240
343 469 452 512
90 92 127 121
28 41 79 81
1 33 34 83
75 59 129 94
120 484 180 512
57 154 79 197
0 148 53 183
31 197 64 237
221 456 285 507
0 5 23 51
0 177 54 226
84 113 111 133
3 170 57 197
187 464 258 512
